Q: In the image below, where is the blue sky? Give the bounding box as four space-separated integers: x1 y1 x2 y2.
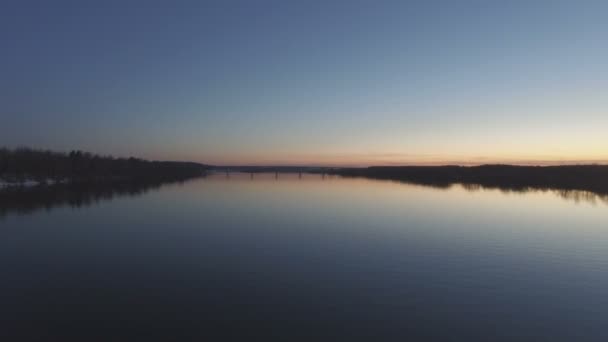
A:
2 0 607 165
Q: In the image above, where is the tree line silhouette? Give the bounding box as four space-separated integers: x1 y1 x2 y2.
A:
330 164 608 197
0 147 208 184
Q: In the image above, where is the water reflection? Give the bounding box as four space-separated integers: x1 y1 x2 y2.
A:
462 183 608 205
2 172 608 341
359 178 608 206
1 172 606 221
332 165 608 207
0 177 202 219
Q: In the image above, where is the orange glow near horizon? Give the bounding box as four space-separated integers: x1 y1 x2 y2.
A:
164 151 608 167
143 112 608 167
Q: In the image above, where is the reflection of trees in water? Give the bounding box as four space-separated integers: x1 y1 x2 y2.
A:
0 177 201 219
333 165 608 206
460 183 608 205
552 189 608 205
386 179 608 206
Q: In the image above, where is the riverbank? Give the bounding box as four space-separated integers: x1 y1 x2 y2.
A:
330 164 608 196
0 147 209 187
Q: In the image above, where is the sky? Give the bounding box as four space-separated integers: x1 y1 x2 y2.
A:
1 0 607 166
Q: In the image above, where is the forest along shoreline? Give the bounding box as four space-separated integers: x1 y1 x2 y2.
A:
3 146 608 199
329 165 608 197
0 147 209 188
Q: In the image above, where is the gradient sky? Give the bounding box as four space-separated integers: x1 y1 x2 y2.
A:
1 0 607 166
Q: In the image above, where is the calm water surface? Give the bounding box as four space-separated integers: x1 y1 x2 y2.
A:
2 173 608 341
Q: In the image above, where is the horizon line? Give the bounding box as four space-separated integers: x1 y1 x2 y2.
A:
210 160 608 168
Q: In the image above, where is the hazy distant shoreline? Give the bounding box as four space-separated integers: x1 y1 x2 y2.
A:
3 146 608 197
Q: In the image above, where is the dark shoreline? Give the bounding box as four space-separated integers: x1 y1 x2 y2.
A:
329 165 608 197
0 147 209 185
4 146 608 207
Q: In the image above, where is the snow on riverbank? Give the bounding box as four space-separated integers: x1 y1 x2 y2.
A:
0 178 67 189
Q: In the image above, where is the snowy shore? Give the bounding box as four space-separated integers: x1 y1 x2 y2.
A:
0 178 67 189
